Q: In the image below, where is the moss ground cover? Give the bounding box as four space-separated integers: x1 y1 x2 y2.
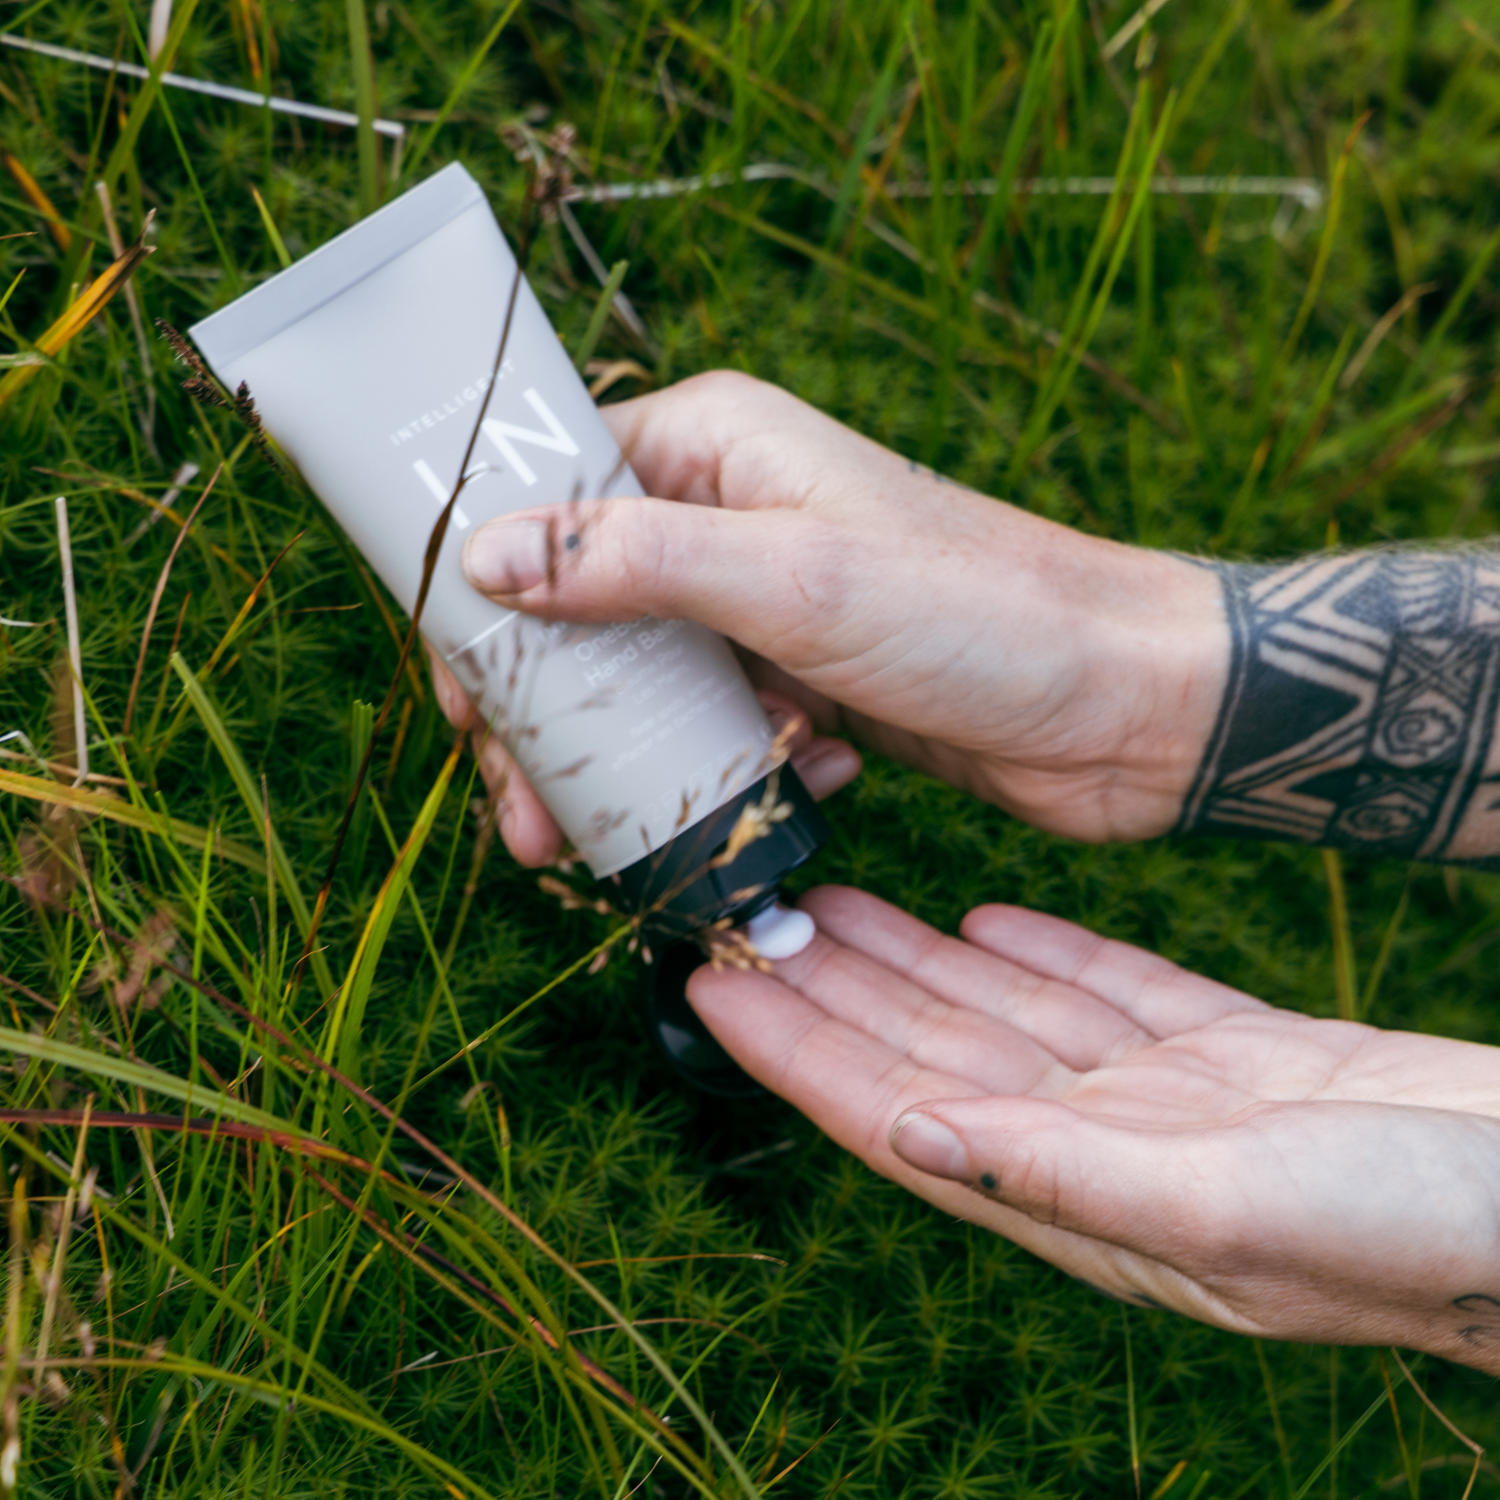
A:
3 0 1500 1494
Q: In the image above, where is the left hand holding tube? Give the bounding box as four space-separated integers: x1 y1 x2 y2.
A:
688 885 1500 1373
426 657 858 866
437 372 1222 867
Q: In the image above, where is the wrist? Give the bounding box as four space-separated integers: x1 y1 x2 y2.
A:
992 524 1228 843
1089 547 1229 839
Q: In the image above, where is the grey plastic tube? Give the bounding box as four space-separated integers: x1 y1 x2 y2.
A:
189 163 786 882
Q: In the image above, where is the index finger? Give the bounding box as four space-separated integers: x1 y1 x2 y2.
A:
960 904 1266 1035
599 370 896 514
798 886 1160 1071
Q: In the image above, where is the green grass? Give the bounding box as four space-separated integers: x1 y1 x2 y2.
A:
4 0 1500 1494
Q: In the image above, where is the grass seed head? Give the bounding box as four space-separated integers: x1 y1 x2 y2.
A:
156 321 282 471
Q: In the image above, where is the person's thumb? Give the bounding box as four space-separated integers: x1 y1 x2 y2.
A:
461 498 829 653
889 1097 1212 1254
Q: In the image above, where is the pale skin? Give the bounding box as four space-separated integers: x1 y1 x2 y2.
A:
426 370 1500 1374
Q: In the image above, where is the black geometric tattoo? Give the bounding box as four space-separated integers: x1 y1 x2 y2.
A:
1176 551 1500 869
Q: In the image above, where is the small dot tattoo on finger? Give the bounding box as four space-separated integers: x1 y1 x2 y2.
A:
979 1172 998 1191
564 532 580 551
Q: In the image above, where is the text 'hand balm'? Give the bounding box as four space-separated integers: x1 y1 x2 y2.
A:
189 162 825 967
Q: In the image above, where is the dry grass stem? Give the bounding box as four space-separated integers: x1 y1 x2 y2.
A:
34 1104 91 1350
92 179 157 446
1388 1351 1485 1500
147 0 173 59
3 152 71 251
52 498 86 785
0 220 154 410
123 459 200 545
122 464 220 735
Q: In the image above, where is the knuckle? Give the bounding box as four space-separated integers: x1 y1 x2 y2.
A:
759 517 856 647
788 519 854 601
678 369 790 447
1005 1147 1067 1226
677 368 764 407
598 500 672 612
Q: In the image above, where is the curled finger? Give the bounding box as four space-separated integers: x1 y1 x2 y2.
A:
469 727 567 868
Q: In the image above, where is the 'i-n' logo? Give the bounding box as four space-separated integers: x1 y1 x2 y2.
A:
412 387 580 529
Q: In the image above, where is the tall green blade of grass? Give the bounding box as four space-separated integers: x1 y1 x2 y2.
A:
345 0 380 217
1361 873 1415 1018
1276 114 1369 375
1009 86 1176 479
1171 0 1251 141
822 11 911 251
1395 217 1500 399
573 260 630 372
1214 104 1362 549
399 0 525 185
169 653 334 999
1268 325 1355 487
0 766 266 873
111 0 239 285
1290 1374 1408 1500
322 740 461 1086
346 696 375 879
251 185 292 268
0 1028 286 1129
92 0 205 216
1322 849 1358 1023
961 6 1067 306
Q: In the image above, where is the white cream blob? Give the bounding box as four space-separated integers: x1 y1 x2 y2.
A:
743 902 816 961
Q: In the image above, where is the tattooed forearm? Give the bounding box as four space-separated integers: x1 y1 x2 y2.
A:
1176 550 1500 868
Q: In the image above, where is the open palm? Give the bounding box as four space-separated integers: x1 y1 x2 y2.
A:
688 886 1500 1372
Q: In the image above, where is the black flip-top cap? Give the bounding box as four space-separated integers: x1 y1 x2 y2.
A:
622 765 827 1095
615 764 827 941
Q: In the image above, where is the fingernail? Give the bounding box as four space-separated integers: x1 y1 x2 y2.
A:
464 520 549 595
889 1112 969 1180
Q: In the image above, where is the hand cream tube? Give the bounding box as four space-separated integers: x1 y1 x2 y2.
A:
189 163 825 942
